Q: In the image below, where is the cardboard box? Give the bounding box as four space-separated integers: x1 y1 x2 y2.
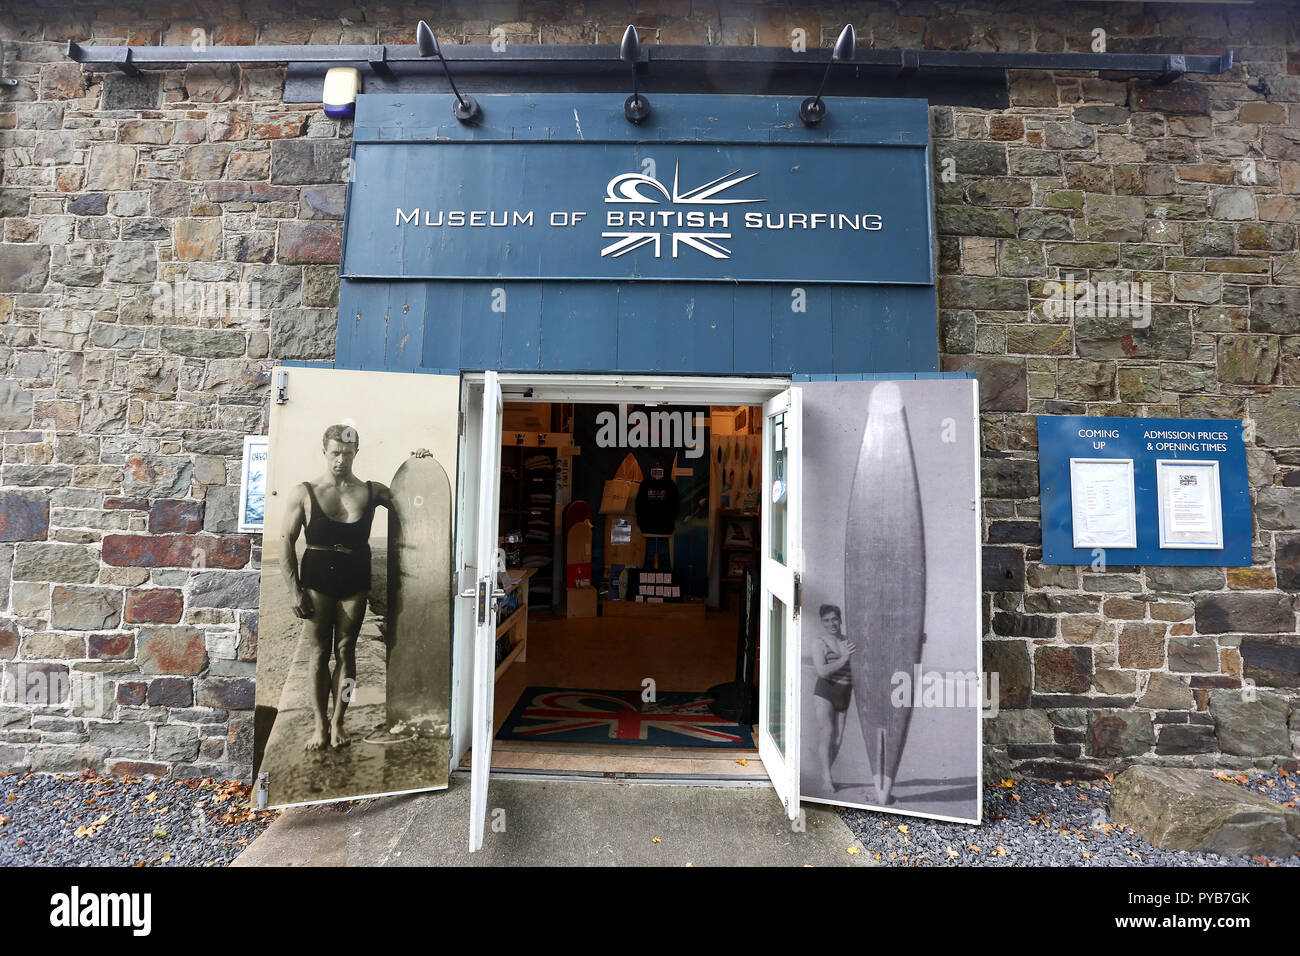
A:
503 402 549 432
566 586 598 618
599 477 639 514
606 519 644 567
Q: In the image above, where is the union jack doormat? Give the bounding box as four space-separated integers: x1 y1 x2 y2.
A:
498 688 756 749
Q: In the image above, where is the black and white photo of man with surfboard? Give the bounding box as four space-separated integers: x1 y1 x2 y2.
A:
280 425 392 752
253 366 460 809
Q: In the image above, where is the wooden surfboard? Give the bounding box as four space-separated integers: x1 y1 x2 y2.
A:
386 455 453 734
844 382 926 806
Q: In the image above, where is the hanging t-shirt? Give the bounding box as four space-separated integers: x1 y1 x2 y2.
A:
635 476 679 535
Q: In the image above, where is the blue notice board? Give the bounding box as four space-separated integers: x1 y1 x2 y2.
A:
1037 416 1251 567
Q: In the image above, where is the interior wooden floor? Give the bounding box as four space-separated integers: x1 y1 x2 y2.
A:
465 608 764 777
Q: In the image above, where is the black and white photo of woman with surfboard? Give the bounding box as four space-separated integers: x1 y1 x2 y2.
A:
799 379 981 824
253 368 460 809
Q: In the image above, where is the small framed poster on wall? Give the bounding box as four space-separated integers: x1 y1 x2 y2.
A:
237 435 269 532
1068 457 1137 550
1156 459 1224 550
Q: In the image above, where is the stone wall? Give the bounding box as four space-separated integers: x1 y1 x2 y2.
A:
0 1 1296 782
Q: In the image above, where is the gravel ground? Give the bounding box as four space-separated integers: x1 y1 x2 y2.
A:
838 769 1300 867
4 767 1297 867
0 770 280 867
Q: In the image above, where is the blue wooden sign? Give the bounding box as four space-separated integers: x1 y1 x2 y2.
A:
1037 416 1252 567
342 141 933 284
335 93 940 377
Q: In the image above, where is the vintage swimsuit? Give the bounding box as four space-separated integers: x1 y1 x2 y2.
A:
299 480 376 600
813 643 853 713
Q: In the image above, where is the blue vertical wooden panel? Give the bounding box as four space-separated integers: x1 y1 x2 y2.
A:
458 283 504 371
828 287 876 373
661 285 734 374
417 284 464 372
831 287 941 373
615 284 734 374
384 280 426 372
539 284 620 370
335 280 363 366
873 287 907 371
614 283 658 372
772 284 832 374
731 285 773 374
904 286 941 371
351 281 391 370
500 282 543 371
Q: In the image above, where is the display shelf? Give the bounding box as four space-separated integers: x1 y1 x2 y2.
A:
493 568 535 684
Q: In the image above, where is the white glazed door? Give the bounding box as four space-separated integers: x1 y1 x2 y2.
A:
759 386 803 820
468 371 503 851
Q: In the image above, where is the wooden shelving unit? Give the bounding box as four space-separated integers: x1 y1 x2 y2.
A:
494 567 535 683
718 507 759 609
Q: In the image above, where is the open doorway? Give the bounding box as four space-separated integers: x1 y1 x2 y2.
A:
447 374 790 785
469 396 767 779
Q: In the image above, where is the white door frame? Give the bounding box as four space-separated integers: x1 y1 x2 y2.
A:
450 372 791 775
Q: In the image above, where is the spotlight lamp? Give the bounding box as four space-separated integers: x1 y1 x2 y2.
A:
416 19 480 123
621 25 651 124
799 24 856 126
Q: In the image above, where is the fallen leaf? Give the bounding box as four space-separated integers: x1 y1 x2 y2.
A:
650 836 660 843
734 758 748 767
967 843 982 853
994 845 1007 857
945 846 959 859
846 845 861 856
144 792 158 804
152 825 167 839
999 779 1015 788
897 824 909 834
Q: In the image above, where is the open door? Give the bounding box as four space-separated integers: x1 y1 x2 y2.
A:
759 387 802 820
252 366 459 809
469 371 504 851
797 378 982 825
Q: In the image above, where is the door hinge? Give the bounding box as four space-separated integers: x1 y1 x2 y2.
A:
274 368 289 404
792 571 802 619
